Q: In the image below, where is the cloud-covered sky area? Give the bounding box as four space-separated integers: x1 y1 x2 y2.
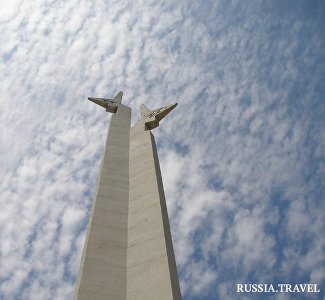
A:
1 0 324 299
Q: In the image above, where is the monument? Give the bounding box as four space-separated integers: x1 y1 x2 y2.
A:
74 92 181 300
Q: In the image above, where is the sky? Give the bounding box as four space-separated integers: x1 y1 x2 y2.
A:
0 0 324 299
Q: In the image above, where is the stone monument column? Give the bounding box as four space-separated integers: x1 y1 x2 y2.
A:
74 93 181 300
74 92 131 300
127 103 181 299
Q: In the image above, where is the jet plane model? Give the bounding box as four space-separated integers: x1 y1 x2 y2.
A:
88 91 123 113
140 102 177 130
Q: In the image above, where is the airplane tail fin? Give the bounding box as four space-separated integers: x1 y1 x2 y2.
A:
140 104 151 117
114 91 123 103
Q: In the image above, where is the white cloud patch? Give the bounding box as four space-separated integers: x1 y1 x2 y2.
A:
1 0 324 299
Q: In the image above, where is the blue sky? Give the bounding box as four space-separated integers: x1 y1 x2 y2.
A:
0 0 324 299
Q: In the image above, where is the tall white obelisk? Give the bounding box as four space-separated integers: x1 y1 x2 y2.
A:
74 92 181 300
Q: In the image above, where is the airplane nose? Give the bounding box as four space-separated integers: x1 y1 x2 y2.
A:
88 97 107 109
164 103 178 114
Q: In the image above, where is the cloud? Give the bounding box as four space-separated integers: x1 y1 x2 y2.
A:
0 0 324 299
